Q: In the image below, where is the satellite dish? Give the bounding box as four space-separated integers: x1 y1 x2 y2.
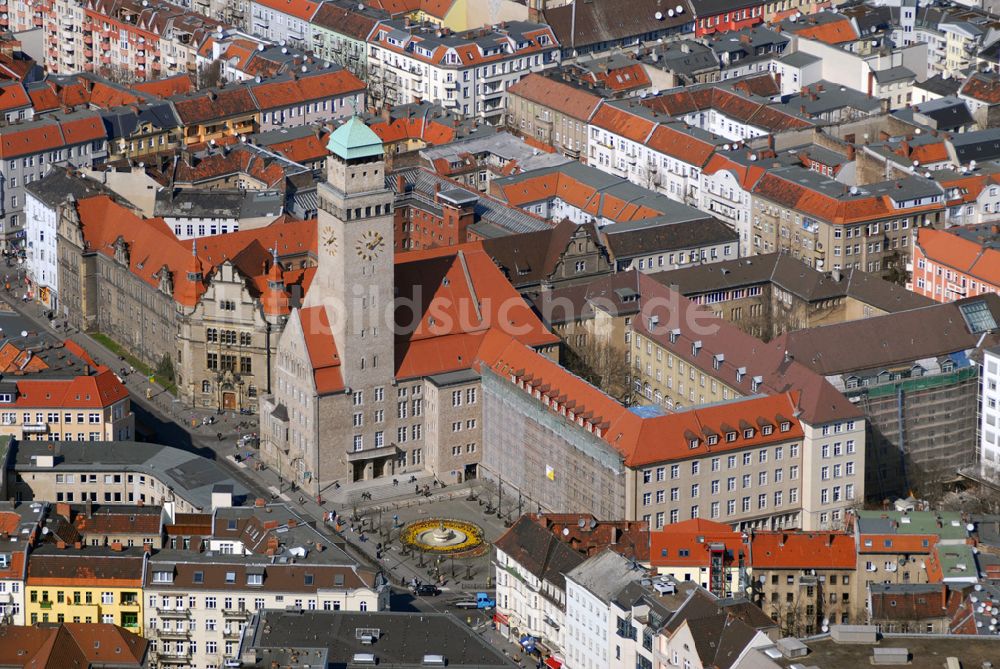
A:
358 3 364 8
281 47 288 54
912 160 919 167
915 128 922 134
976 584 984 591
790 15 797 22
971 159 978 169
849 186 858 195
968 523 976 532
210 139 217 146
20 330 27 337
749 153 757 161
655 11 664 20
562 528 570 536
821 625 829 633
279 40 286 47
668 9 675 17
258 43 265 52
676 4 684 13
301 65 308 72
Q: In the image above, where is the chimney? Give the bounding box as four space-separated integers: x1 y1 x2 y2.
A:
255 498 266 508
57 540 67 550
111 541 123 552
846 144 855 161
86 499 93 519
396 174 406 193
56 502 71 519
381 103 392 122
73 541 82 550
825 534 834 547
144 544 153 554
434 182 441 202
780 533 787 546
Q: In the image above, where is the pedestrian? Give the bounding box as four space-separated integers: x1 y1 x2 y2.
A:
392 478 398 487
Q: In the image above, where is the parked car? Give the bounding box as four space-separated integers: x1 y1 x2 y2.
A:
413 584 441 597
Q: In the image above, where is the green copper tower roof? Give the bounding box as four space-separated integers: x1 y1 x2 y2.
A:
326 116 383 160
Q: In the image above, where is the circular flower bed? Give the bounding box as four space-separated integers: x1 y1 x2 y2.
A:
401 518 485 554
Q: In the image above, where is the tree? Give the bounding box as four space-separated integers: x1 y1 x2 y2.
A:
884 250 909 286
197 59 223 89
100 64 137 86
155 354 175 384
562 335 634 405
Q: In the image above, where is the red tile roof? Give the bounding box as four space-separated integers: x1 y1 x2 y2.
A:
791 18 858 44
369 117 457 146
0 623 147 668
857 534 937 554
394 243 559 379
0 114 105 159
249 69 365 111
74 195 315 308
915 227 1000 288
750 531 856 569
589 103 656 143
298 305 344 394
132 74 195 99
583 63 651 92
13 370 129 410
0 81 30 112
960 72 1000 105
650 519 745 568
507 73 603 122
262 130 331 164
254 0 323 21
480 331 805 466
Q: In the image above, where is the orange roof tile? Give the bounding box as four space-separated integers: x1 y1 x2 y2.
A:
254 0 322 21
299 305 344 394
132 74 195 99
584 63 652 92
14 369 129 409
857 534 937 554
750 532 856 569
915 227 1000 288
507 73 603 122
249 69 364 111
792 18 858 44
589 104 656 143
262 131 331 164
650 519 745 568
369 117 456 146
0 81 30 112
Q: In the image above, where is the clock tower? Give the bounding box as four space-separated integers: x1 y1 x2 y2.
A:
308 117 395 391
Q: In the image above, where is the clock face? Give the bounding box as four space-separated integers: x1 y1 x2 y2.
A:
356 229 385 261
322 224 337 255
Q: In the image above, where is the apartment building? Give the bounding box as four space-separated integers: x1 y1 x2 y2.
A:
505 73 601 161
648 519 747 598
912 226 1000 303
587 100 727 209
310 0 384 82
249 0 321 50
24 545 144 633
6 440 251 514
774 295 1000 498
493 515 585 658
748 531 860 635
0 111 107 249
982 346 1000 482
367 19 559 125
750 168 945 277
652 252 934 341
854 511 970 590
0 502 44 625
143 504 383 668
0 337 133 443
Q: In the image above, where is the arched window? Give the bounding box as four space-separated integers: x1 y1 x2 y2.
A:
359 601 368 612
202 380 211 394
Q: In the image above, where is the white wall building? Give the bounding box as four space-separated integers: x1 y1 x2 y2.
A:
367 19 559 125
981 346 1000 481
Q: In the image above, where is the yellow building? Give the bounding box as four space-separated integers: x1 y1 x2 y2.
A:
25 545 144 635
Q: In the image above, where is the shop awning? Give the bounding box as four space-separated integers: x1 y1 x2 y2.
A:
544 658 562 669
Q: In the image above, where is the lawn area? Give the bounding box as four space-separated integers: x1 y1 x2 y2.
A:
91 332 178 396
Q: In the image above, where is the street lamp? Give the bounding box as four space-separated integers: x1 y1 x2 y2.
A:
236 374 245 411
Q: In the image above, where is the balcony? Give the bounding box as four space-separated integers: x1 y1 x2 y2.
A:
156 628 191 640
155 607 191 618
223 627 243 640
38 600 53 610
222 608 250 620
155 652 192 665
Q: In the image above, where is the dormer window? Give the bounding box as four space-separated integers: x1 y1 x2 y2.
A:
247 573 263 586
743 428 754 439
713 354 724 370
780 421 791 432
726 431 737 442
736 367 746 383
0 393 12 403
225 572 236 584
707 435 719 445
751 375 762 392
689 438 699 449
669 328 680 344
692 341 702 356
762 425 773 436
152 570 173 584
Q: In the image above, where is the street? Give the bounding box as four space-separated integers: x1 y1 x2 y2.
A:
0 286 535 659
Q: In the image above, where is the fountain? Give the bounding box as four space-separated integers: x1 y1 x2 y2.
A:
401 518 485 554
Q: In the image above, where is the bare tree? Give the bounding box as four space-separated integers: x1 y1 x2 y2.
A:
562 335 634 405
197 59 223 89
100 64 138 86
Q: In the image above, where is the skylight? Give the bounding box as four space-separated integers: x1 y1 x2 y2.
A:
959 300 996 334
